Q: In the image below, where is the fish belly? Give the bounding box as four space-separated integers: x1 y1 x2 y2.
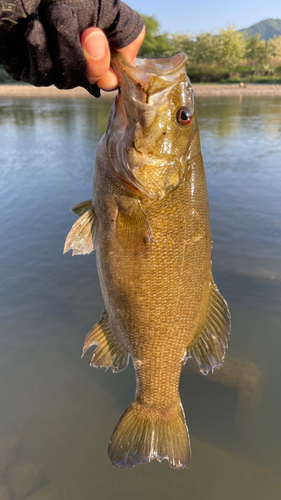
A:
94 151 212 407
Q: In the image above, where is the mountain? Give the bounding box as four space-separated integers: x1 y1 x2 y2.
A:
239 18 281 40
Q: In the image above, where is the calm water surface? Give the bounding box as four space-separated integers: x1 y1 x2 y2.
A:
0 95 280 500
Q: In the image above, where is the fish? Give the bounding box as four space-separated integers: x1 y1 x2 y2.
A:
64 52 231 470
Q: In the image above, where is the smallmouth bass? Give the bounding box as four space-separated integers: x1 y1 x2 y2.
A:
64 53 231 470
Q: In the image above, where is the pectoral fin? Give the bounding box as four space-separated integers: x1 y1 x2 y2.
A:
63 207 96 256
116 200 152 254
82 310 129 373
71 199 92 216
186 280 231 375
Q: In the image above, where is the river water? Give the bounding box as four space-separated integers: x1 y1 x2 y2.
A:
0 94 280 500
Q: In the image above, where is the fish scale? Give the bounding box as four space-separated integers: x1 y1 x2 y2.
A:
64 52 230 469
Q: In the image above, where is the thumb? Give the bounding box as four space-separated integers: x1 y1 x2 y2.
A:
81 28 110 84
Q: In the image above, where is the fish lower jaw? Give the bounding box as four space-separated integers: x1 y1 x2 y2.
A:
129 146 177 167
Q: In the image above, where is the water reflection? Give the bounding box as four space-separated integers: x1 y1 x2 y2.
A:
183 355 262 417
0 98 111 137
197 95 281 138
0 96 280 499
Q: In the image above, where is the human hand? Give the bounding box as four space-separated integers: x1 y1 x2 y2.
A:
0 0 144 97
81 25 145 91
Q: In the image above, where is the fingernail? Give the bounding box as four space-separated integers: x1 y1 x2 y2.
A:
84 32 106 61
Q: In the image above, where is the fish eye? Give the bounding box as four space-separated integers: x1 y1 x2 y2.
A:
176 107 193 127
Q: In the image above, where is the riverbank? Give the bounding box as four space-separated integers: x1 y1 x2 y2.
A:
1 83 281 98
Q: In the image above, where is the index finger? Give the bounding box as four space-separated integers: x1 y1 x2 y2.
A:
117 25 146 66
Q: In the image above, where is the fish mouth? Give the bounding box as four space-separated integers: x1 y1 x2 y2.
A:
111 52 188 100
112 52 187 76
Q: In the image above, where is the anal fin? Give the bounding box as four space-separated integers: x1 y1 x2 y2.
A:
186 280 231 375
63 206 96 256
82 310 129 373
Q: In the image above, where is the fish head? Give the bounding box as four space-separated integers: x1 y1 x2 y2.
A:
105 53 198 200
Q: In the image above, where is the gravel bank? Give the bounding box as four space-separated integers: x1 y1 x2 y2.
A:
1 83 281 98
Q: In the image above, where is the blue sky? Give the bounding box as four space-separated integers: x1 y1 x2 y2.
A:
129 0 281 34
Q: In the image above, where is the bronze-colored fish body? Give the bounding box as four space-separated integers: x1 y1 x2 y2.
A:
64 53 230 470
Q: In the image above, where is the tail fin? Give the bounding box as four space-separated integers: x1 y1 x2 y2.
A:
108 402 190 470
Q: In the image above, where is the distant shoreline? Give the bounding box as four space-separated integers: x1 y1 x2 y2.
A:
1 83 281 98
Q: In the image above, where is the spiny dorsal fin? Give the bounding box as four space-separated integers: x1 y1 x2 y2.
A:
71 199 92 216
82 310 129 373
116 199 152 254
186 280 231 375
63 207 96 256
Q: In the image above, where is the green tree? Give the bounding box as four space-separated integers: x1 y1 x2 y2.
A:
0 66 15 84
193 32 219 65
244 34 267 65
267 35 281 62
169 32 194 61
137 13 170 57
217 25 246 70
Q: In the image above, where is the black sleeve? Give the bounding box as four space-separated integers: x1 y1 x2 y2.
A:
0 0 144 97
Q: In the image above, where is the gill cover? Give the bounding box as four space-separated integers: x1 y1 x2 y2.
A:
105 53 196 200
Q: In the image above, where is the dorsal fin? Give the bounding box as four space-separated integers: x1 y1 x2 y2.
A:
186 280 231 375
63 206 96 256
82 310 129 373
